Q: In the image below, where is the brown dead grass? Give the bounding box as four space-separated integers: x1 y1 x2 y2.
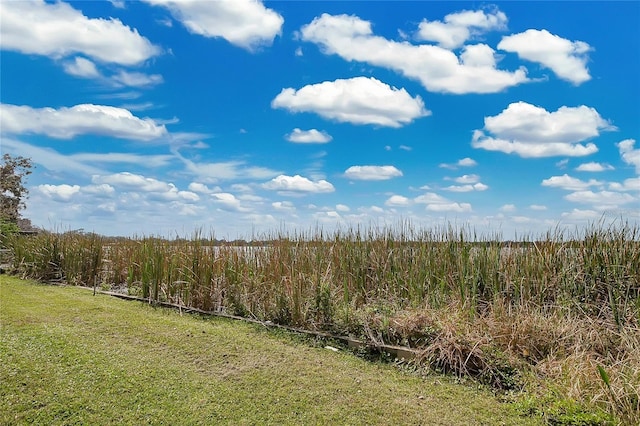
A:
361 301 639 424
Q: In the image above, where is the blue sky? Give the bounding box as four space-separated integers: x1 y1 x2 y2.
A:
1 0 639 238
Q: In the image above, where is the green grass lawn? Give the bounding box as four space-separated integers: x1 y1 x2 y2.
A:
0 276 539 425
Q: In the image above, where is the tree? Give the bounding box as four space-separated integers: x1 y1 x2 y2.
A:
1 153 33 224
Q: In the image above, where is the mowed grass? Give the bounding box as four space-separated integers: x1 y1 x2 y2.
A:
0 277 540 425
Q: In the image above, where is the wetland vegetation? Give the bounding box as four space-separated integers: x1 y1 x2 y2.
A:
3 220 639 424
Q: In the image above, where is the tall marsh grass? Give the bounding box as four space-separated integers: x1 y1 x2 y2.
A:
6 221 639 423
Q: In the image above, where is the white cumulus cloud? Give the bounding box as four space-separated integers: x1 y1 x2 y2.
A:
81 184 116 197
0 104 167 141
414 192 472 212
608 177 640 192
618 139 640 174
63 57 101 78
92 173 198 202
38 184 81 201
263 175 335 194
272 77 429 127
439 157 478 169
188 182 220 194
344 165 403 181
444 183 489 192
564 190 635 208
0 0 160 65
385 195 411 207
561 209 600 221
93 172 173 193
272 201 296 212
285 128 332 144
472 102 614 158
300 13 528 94
416 8 508 49
575 162 614 172
541 174 604 191
211 193 248 212
144 0 283 51
453 174 480 184
498 29 591 84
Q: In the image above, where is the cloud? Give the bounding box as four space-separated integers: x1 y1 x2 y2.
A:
0 103 167 141
385 195 410 207
2 138 174 180
541 173 637 208
0 0 160 66
452 174 479 184
300 13 528 94
272 77 428 127
1 138 103 175
608 177 640 192
484 102 613 142
92 172 199 202
416 8 508 49
285 128 332 144
63 57 101 78
529 204 547 211
541 174 604 191
472 102 614 157
36 184 80 201
272 201 296 212
144 0 283 51
69 153 174 168
457 158 478 167
414 192 472 212
211 193 248 212
575 162 614 172
37 184 81 201
443 183 489 192
3 143 170 185
93 172 174 192
81 184 116 197
564 190 635 208
262 175 335 194
62 57 163 88
344 165 403 181
426 202 472 213
188 182 220 194
111 71 164 88
384 144 413 152
498 29 591 84
618 139 640 174
561 209 600 221
500 204 516 212
178 156 281 183
439 157 477 169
